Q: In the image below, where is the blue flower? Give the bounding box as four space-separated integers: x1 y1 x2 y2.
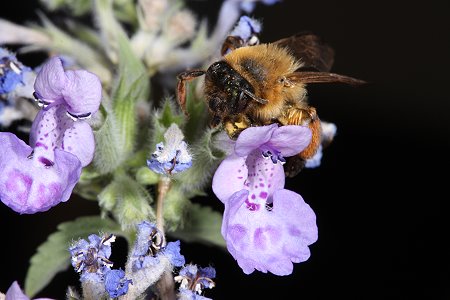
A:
69 233 116 282
238 0 280 13
175 264 216 297
104 269 132 298
131 221 185 271
0 48 31 95
229 16 261 44
163 240 186 267
147 123 192 175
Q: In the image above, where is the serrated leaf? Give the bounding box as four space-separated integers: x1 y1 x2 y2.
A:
24 216 123 298
169 203 226 248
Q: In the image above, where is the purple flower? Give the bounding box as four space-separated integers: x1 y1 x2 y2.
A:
131 221 185 271
175 264 216 298
3 281 53 300
104 269 132 298
0 57 101 214
69 234 116 282
0 48 31 95
147 124 192 176
229 16 261 47
212 124 318 275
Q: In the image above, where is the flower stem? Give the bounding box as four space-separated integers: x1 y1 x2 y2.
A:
155 176 176 299
156 176 171 236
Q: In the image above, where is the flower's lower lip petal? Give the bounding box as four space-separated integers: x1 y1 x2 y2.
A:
0 133 82 214
268 125 312 157
221 187 318 276
221 190 249 238
212 154 247 203
62 121 95 167
272 189 318 245
234 124 277 157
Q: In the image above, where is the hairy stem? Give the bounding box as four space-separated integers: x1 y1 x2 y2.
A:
156 176 171 235
155 176 176 300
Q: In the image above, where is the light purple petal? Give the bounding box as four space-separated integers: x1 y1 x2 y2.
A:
234 124 278 157
62 121 95 167
221 187 317 276
33 57 66 103
62 70 102 116
0 132 82 214
30 104 94 166
5 281 29 300
242 151 285 204
267 125 312 157
212 153 247 203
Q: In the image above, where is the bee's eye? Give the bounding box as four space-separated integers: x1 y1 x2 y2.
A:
248 35 259 46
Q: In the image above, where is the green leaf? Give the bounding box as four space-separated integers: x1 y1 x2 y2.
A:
96 0 150 157
24 216 123 298
93 108 125 174
184 81 208 143
169 203 225 248
36 12 112 84
98 174 155 230
163 185 190 231
177 128 225 193
135 166 159 185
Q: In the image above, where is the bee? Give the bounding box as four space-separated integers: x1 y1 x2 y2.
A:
177 32 365 176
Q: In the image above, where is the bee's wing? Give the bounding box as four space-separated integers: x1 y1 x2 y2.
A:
287 71 366 86
273 32 335 72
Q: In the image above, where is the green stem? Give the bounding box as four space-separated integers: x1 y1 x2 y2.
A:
156 176 171 237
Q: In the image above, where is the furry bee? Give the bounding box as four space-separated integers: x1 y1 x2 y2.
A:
177 32 364 176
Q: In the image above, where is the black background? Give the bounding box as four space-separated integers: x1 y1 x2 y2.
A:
1 0 448 299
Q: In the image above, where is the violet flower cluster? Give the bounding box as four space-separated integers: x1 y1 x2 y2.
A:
69 233 132 298
0 57 101 214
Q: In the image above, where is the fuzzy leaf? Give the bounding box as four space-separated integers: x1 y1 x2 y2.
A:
96 0 150 157
177 128 225 193
93 109 125 174
135 166 159 185
169 203 225 248
36 12 112 83
24 216 123 298
184 87 208 144
163 185 190 231
99 174 155 231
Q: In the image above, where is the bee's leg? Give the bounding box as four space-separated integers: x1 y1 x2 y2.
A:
176 70 205 115
280 106 322 177
299 106 322 160
221 36 244 56
224 115 251 140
